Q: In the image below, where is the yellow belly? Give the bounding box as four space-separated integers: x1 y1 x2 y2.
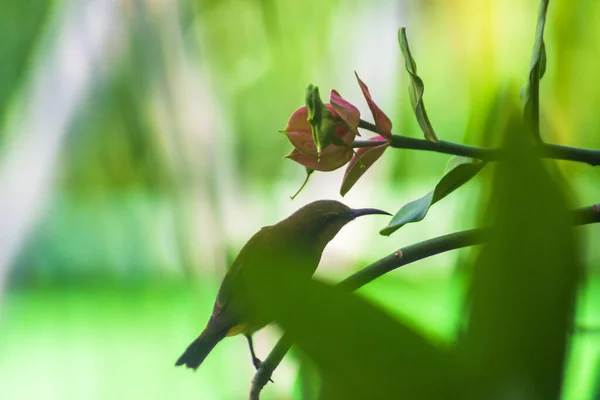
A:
226 324 249 337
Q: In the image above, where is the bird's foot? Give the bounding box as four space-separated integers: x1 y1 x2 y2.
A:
252 356 263 370
252 357 274 383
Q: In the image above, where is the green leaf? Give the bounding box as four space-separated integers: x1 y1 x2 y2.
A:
521 0 549 142
240 262 452 399
458 112 580 398
398 27 439 143
380 156 485 236
305 84 336 155
0 0 57 130
292 350 321 400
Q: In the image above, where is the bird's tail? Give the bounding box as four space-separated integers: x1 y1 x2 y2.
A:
175 328 227 370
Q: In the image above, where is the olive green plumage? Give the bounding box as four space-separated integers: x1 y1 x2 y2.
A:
175 200 389 370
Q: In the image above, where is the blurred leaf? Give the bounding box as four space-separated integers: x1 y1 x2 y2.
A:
521 0 549 142
474 84 519 148
293 352 321 400
241 264 453 399
0 0 56 130
380 156 485 236
398 27 438 143
592 356 600 400
459 112 581 399
340 136 388 196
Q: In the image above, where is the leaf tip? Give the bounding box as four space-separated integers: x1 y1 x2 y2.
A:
378 227 392 236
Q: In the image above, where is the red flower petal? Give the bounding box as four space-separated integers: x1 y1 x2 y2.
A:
340 135 389 196
285 147 353 172
354 72 392 139
281 107 316 154
330 89 361 137
283 105 357 156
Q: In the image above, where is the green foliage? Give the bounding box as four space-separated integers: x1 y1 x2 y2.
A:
0 0 56 133
522 0 549 142
251 1 599 398
398 27 439 143
242 258 452 399
3 0 600 399
459 112 580 399
250 107 583 399
380 156 485 236
64 70 175 193
293 354 321 400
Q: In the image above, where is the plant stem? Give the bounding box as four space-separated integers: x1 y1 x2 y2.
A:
355 119 600 166
248 203 600 399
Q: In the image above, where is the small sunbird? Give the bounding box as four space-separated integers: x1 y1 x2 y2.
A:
175 200 390 370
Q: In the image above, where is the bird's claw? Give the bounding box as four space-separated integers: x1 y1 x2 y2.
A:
253 358 274 383
252 357 263 370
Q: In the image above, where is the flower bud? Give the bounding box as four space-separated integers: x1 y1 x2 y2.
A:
305 84 337 156
282 90 360 171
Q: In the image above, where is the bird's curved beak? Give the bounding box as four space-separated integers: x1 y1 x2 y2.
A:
349 208 391 219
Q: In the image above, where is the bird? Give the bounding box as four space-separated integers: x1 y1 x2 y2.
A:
175 199 390 371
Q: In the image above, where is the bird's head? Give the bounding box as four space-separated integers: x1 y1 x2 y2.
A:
278 200 390 251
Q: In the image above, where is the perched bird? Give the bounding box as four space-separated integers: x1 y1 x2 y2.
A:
175 200 390 370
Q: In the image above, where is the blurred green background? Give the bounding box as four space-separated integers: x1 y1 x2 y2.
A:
1 0 599 399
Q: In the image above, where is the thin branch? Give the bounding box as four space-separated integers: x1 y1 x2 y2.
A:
250 338 292 400
355 119 600 166
541 144 600 167
249 204 600 399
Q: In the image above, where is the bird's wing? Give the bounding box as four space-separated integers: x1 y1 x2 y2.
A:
206 225 320 334
206 226 275 333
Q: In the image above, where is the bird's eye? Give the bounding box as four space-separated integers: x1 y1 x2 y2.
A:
324 214 337 223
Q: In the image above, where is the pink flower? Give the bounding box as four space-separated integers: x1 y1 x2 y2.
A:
282 90 360 171
282 77 394 197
